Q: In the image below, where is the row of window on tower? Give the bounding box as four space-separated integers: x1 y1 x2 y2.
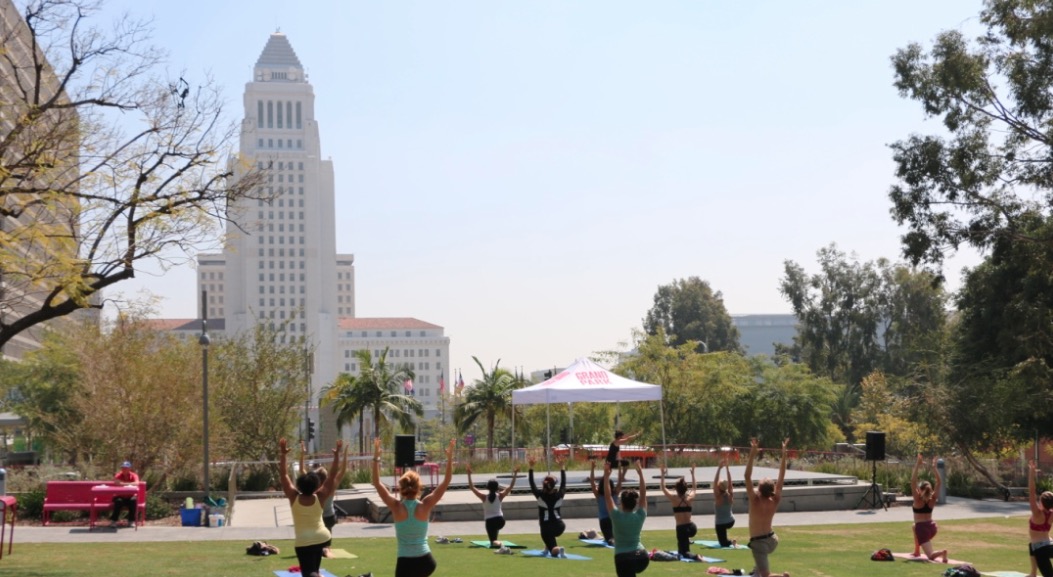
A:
257 100 303 130
258 283 304 294
258 138 302 150
258 235 306 245
344 347 441 357
258 259 305 270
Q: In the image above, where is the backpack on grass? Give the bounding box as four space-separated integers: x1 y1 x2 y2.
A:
870 548 893 561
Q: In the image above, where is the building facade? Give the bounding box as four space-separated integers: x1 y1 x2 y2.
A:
180 33 448 450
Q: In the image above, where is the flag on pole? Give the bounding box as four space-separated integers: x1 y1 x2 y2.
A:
438 374 445 395
404 378 414 395
455 371 465 396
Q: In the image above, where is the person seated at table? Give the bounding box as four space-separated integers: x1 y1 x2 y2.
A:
109 460 139 528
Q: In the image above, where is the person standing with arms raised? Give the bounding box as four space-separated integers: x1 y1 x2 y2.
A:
744 438 790 577
372 437 456 577
604 460 650 577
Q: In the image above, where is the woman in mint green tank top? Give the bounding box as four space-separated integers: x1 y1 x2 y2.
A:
372 438 456 577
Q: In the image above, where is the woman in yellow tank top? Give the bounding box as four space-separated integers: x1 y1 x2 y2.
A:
279 438 345 577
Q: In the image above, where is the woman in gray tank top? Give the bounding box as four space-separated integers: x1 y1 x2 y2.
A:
713 454 737 548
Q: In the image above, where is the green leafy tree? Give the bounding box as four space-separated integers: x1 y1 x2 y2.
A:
643 277 741 353
322 348 421 449
889 0 1053 268
453 357 520 459
210 322 310 463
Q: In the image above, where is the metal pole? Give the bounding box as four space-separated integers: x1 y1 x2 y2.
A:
199 290 211 497
546 402 551 473
659 399 667 469
304 350 311 451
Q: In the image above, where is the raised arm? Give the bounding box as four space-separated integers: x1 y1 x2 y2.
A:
528 456 540 496
690 464 697 498
1031 460 1042 515
713 462 723 497
278 438 298 500
422 440 457 508
911 453 923 497
370 438 399 509
330 444 349 488
635 460 647 506
930 457 941 500
744 438 758 499
298 440 308 476
465 462 486 500
602 461 616 514
500 466 520 499
589 460 599 496
660 466 674 500
557 456 567 496
774 438 789 496
615 431 643 446
724 459 734 498
317 440 344 501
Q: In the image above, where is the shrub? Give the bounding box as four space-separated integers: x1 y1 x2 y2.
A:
144 492 173 520
15 486 45 520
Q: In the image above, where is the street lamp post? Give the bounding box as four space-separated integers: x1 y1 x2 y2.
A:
199 290 211 497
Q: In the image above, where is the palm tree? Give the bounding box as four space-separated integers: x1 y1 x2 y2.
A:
323 348 422 453
453 356 521 459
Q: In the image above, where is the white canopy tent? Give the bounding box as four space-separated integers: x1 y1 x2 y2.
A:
510 357 666 470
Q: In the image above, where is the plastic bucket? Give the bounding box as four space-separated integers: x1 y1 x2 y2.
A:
180 507 202 527
208 513 225 527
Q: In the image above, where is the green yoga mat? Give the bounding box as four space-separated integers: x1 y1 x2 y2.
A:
470 540 524 548
328 548 358 559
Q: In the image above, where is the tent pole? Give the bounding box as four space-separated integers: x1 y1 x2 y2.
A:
660 399 668 469
615 402 620 429
511 402 516 464
546 403 551 472
569 402 574 463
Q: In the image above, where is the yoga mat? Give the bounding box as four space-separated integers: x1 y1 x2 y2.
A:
694 540 749 550
579 538 614 548
274 570 339 577
522 550 592 561
893 552 970 565
681 556 726 563
470 540 525 548
327 548 358 559
981 572 1030 577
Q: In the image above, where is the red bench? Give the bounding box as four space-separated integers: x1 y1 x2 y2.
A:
43 480 146 527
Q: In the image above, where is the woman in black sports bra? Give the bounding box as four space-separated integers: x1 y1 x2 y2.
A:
1028 459 1053 577
910 454 948 562
659 465 702 560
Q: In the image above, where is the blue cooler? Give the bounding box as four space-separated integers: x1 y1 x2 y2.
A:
180 507 202 527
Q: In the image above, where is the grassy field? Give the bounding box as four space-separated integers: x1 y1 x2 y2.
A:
1 516 1032 577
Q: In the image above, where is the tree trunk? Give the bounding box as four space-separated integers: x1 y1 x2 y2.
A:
358 413 365 455
487 412 495 460
958 442 1011 500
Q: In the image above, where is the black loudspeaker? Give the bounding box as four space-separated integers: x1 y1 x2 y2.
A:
865 431 886 461
395 435 416 468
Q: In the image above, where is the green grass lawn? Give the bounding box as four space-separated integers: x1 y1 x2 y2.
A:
2 517 1032 577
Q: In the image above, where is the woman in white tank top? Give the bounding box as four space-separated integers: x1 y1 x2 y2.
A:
467 462 519 548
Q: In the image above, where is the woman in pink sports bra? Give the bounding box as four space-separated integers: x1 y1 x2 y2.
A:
1028 459 1053 577
910 454 948 563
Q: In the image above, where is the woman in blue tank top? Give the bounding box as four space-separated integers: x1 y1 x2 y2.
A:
372 437 456 577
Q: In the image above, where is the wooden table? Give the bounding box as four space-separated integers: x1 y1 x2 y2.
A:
89 485 138 530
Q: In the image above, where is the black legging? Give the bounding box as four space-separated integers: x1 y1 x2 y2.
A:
599 517 614 544
1031 542 1053 577
614 549 650 577
716 520 736 547
395 552 437 577
540 519 566 550
485 516 506 544
676 522 698 555
294 543 326 577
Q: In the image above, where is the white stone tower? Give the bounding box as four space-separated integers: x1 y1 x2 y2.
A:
220 32 341 449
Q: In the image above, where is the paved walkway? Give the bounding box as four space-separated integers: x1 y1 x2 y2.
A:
10 492 1030 544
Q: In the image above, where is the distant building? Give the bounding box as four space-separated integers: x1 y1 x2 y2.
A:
146 33 448 450
732 314 797 357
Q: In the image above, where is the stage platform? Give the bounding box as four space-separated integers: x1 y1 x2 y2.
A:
346 465 877 523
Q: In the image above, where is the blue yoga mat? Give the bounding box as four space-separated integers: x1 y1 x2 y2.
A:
274 570 339 577
694 540 749 550
521 549 592 561
681 555 726 563
579 538 614 548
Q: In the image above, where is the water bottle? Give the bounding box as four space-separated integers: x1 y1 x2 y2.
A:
185 497 193 510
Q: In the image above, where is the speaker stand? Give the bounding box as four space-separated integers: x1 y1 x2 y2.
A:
855 459 888 511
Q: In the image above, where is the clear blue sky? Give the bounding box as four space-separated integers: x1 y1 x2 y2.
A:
100 1 985 380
